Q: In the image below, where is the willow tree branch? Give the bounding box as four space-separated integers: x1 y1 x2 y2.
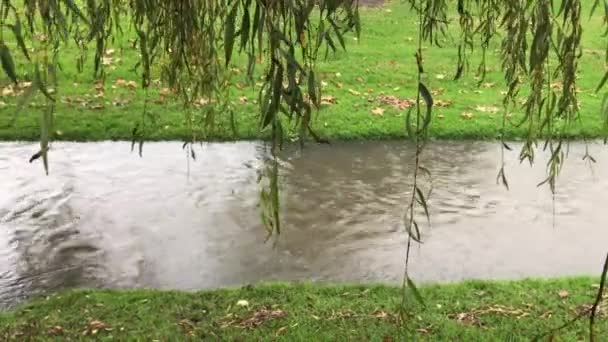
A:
589 252 608 342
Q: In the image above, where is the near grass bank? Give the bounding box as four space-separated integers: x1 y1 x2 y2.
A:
1 277 606 340
0 0 607 142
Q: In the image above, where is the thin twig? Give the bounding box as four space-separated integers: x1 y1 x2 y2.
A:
590 252 608 342
533 252 608 341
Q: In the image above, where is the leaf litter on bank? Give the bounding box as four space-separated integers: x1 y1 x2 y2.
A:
449 305 531 327
217 306 287 329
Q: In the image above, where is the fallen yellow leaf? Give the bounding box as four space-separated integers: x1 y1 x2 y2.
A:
348 89 361 96
432 88 445 96
371 107 385 116
435 74 446 80
475 105 499 114
435 99 453 107
1 87 13 96
320 95 337 105
460 112 474 119
558 290 569 298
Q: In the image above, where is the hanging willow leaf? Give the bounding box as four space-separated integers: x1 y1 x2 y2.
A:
308 69 318 107
240 3 251 51
418 82 433 131
596 71 608 93
404 206 422 243
224 1 239 67
8 19 30 61
405 105 418 141
34 65 55 102
131 125 139 152
497 167 509 190
63 0 91 26
39 104 53 175
415 186 431 225
6 79 38 127
406 276 426 307
0 42 17 84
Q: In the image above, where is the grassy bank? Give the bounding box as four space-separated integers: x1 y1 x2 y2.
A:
0 0 606 142
1 278 606 340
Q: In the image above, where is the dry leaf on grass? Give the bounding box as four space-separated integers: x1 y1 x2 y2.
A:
48 326 64 336
450 305 530 327
348 89 361 96
194 98 210 107
435 99 453 107
320 95 337 105
83 320 110 336
377 95 415 110
159 88 173 96
371 107 385 116
239 308 286 328
461 112 474 119
475 105 499 114
432 87 445 96
102 57 113 65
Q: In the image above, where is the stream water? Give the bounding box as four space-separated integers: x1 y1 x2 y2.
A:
1 140 607 307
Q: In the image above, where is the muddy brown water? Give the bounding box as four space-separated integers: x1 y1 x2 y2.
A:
1 140 607 307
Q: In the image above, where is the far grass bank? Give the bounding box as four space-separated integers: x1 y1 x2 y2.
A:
0 0 606 142
1 277 606 340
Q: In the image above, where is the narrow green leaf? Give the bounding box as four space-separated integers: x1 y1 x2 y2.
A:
597 71 608 93
39 104 53 175
407 276 426 307
329 18 346 51
63 0 91 26
9 18 30 61
7 81 37 127
419 82 433 130
415 186 431 225
405 106 415 139
0 42 17 84
308 69 318 107
240 6 251 51
34 65 55 101
224 1 239 67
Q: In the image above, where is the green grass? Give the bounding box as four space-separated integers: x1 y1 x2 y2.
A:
0 0 607 142
1 278 606 340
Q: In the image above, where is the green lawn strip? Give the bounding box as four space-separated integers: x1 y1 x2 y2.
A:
0 0 606 142
1 277 606 340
